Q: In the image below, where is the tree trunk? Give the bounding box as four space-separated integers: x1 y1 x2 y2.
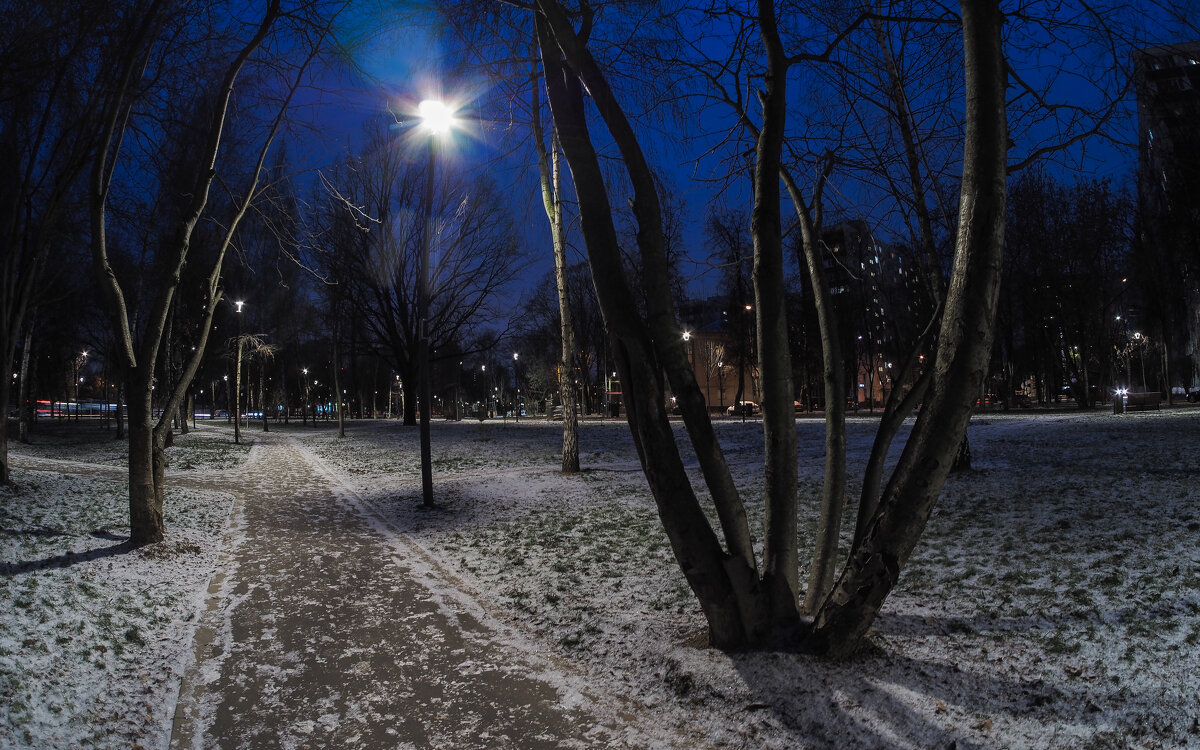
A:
777 129 849 616
752 0 800 625
180 392 191 435
260 357 269 432
17 318 35 444
536 5 768 648
126 371 163 546
401 366 417 425
333 337 345 439
857 363 933 545
114 380 125 440
808 0 1007 657
531 74 580 473
0 367 9 486
234 338 244 444
552 141 580 473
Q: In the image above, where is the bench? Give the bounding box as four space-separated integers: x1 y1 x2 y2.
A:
1124 392 1162 411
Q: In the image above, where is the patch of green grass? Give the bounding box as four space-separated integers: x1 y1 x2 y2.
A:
1044 631 1082 654
170 434 251 470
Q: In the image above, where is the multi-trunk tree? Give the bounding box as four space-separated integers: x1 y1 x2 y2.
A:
527 0 1008 655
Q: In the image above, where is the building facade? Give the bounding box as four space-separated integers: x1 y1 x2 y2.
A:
1134 42 1200 394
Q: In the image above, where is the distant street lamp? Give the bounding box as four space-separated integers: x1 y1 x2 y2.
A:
301 368 310 426
234 300 245 445
73 350 88 422
513 352 520 423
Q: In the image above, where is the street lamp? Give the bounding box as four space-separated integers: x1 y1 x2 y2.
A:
513 352 520 423
416 98 457 508
301 368 310 426
73 350 88 421
233 300 245 444
738 304 753 420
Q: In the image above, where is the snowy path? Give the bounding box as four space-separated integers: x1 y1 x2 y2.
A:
168 430 632 750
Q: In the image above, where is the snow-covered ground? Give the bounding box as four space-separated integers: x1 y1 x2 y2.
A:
3 409 1198 748
2 426 245 749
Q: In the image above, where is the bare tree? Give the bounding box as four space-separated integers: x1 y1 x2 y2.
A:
529 0 1008 655
316 122 522 428
87 0 339 545
530 68 581 471
0 0 108 484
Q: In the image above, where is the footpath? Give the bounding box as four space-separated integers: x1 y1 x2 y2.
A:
169 429 633 749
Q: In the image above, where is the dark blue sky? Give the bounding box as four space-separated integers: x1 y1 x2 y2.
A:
293 3 1186 301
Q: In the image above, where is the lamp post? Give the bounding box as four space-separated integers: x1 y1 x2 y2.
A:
512 352 520 422
73 350 88 422
681 330 694 415
416 98 454 508
739 304 752 421
302 368 310 426
234 300 245 445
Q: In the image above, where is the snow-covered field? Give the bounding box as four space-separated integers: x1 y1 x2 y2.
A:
2 409 1198 748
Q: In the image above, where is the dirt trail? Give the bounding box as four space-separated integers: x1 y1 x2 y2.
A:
169 430 631 750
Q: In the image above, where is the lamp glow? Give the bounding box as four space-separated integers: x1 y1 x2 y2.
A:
419 99 454 134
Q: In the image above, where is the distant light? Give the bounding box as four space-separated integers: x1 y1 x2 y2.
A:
235 300 245 313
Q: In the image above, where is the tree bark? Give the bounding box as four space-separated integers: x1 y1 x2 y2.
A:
531 70 580 473
536 6 767 647
753 0 800 625
17 320 34 444
536 0 758 579
333 335 346 439
126 368 163 545
808 0 1008 657
260 356 269 432
401 365 418 425
777 106 849 617
234 337 244 444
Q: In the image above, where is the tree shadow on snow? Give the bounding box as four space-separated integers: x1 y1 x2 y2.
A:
719 626 1133 750
0 534 133 575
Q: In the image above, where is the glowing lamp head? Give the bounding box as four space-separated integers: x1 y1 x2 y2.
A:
419 99 454 135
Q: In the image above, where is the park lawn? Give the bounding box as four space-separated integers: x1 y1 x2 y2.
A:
1 410 1197 748
305 409 1199 749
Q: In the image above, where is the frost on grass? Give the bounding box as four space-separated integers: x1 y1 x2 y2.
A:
167 430 252 472
2 427 236 750
306 412 1200 749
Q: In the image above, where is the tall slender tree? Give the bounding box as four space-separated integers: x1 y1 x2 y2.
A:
88 1 337 544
